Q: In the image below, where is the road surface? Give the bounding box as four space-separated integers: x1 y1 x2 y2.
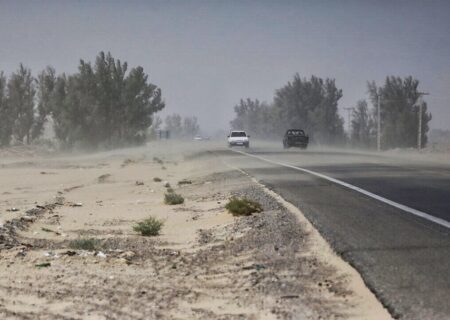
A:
218 145 450 320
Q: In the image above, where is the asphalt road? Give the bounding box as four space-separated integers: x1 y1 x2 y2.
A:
219 145 450 320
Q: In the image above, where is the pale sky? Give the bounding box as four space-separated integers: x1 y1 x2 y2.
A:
1 0 449 133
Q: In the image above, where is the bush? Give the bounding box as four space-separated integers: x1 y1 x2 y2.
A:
69 238 102 251
133 217 164 236
225 197 263 216
121 158 136 167
164 192 184 205
178 179 192 185
153 157 164 164
97 174 112 183
153 177 162 182
166 187 174 193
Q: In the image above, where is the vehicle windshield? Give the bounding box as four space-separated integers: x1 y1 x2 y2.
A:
231 132 247 137
287 130 305 136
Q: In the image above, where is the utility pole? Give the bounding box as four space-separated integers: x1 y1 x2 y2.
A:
377 93 381 152
417 92 429 151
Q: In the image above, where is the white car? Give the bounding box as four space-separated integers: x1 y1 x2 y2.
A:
193 135 203 141
227 131 250 148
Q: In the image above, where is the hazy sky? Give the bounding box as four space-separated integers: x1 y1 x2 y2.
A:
1 0 449 133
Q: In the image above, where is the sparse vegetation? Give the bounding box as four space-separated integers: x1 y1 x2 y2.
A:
122 158 136 167
166 187 174 193
35 262 51 269
225 197 263 216
41 227 61 235
178 179 192 185
133 217 164 236
69 238 102 251
97 174 112 183
153 177 162 182
153 157 164 164
164 192 184 205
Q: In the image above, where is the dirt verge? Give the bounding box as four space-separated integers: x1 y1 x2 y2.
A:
0 143 392 319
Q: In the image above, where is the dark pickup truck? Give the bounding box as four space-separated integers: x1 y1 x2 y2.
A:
283 129 309 149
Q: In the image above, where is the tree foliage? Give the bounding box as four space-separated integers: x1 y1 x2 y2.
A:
230 74 432 150
274 75 344 143
367 76 431 149
0 52 165 149
230 74 345 144
230 99 277 138
148 115 163 139
34 66 56 140
7 64 36 144
0 72 12 146
164 114 182 137
164 114 200 138
350 100 374 147
183 116 200 137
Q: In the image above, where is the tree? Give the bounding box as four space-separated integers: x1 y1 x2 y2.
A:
274 74 344 144
0 52 164 149
49 52 165 148
50 74 70 145
183 116 200 137
48 65 97 148
93 52 118 145
8 64 36 144
122 65 164 144
148 115 162 140
0 72 12 146
34 66 56 140
164 114 201 139
350 100 373 147
230 98 275 138
164 114 183 138
230 75 345 143
368 76 432 149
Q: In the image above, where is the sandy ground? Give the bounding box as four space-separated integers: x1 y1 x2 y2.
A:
0 141 392 319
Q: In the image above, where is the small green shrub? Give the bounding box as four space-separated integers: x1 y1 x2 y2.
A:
121 158 136 167
153 177 162 182
166 187 174 193
35 262 51 268
69 238 102 251
133 217 164 236
97 174 112 183
225 197 263 216
164 192 184 205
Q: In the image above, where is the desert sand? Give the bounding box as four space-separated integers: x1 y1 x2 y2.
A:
0 141 391 319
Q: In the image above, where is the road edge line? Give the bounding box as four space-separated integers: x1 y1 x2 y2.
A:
232 149 450 229
223 160 394 320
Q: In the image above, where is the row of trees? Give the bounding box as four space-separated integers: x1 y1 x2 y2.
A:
231 74 345 144
351 76 431 149
0 67 36 146
0 52 165 149
164 113 200 138
230 74 431 149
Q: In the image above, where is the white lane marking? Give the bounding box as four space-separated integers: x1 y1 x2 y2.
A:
233 149 450 229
